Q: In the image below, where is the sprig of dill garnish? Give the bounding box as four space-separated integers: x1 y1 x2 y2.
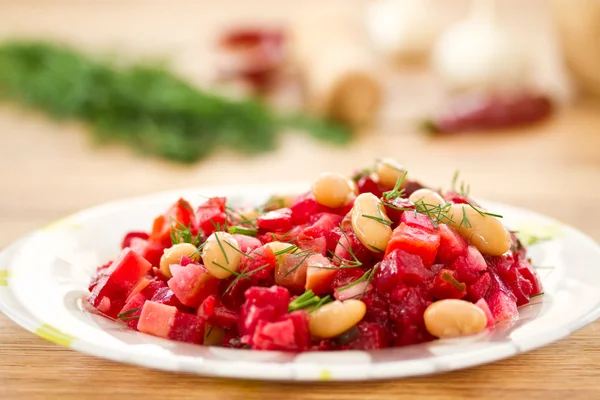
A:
0 41 352 164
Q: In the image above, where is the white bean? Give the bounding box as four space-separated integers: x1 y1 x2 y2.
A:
312 172 357 208
159 243 199 279
409 188 445 208
375 158 406 187
309 299 366 339
445 203 511 256
424 299 488 338
201 232 242 279
351 193 392 252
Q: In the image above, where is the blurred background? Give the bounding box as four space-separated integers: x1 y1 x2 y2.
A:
1 0 600 245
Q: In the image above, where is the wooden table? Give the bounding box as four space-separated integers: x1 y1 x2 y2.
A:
1 1 600 399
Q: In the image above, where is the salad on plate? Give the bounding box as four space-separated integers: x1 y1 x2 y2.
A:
87 159 542 351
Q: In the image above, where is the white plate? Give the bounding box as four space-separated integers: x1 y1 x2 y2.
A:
1 184 599 381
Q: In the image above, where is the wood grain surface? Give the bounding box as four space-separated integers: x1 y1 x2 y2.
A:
1 1 600 399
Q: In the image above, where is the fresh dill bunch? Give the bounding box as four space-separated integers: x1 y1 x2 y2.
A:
0 41 351 163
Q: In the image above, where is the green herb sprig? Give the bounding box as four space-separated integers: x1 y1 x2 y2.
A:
0 41 351 164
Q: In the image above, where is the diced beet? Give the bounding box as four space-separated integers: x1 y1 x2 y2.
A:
118 293 147 330
345 322 390 350
251 311 310 351
238 285 290 338
198 295 217 320
436 223 468 264
515 258 543 296
467 272 492 301
385 223 440 268
257 224 306 244
169 312 205 344
125 277 151 303
222 327 245 348
151 198 196 247
332 267 367 291
167 264 219 308
141 280 167 298
374 249 427 293
290 192 352 225
430 269 467 300
290 192 326 225
486 255 514 276
129 238 165 267
297 235 327 256
382 197 414 225
400 211 436 232
274 253 309 293
475 298 495 328
137 301 177 339
451 245 487 284
219 276 253 310
211 299 240 329
354 174 386 198
305 254 337 295
333 228 372 267
88 261 111 292
403 180 426 197
88 248 153 318
239 244 277 284
196 197 227 235
361 290 389 325
301 213 344 253
231 234 262 254
150 286 184 308
503 268 534 306
257 208 293 233
388 286 434 346
444 191 470 204
486 291 518 321
121 231 149 249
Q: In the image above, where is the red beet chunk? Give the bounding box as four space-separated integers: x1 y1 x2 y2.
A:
430 269 467 300
517 260 543 297
129 237 165 267
388 286 433 346
231 234 262 254
211 299 240 329
297 235 327 256
141 280 167 298
88 261 112 292
451 245 487 284
332 267 366 291
195 197 227 235
386 223 440 268
219 276 253 310
486 291 518 322
361 290 389 325
167 264 219 308
121 231 149 249
300 212 344 254
257 208 293 233
333 228 372 267
151 198 196 247
251 311 310 351
354 174 387 198
238 285 290 339
88 248 153 318
436 224 468 264
443 191 470 204
169 312 205 344
503 268 534 306
467 272 492 301
239 244 277 284
375 249 427 293
382 197 413 226
118 293 147 330
400 211 437 232
290 192 352 225
150 286 185 309
345 322 390 350
257 224 306 244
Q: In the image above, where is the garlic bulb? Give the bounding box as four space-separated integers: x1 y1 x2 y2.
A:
432 0 531 92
